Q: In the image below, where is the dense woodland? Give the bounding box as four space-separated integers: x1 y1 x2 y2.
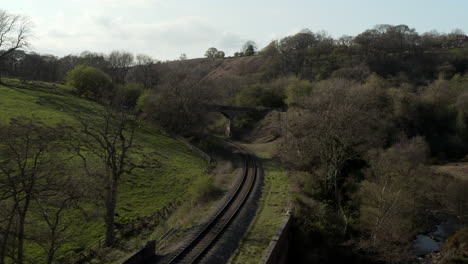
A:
1 7 468 263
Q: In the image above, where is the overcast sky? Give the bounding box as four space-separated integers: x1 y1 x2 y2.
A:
3 0 467 60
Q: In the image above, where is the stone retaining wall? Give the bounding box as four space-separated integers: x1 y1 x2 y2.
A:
119 240 156 264
258 214 291 264
177 136 212 164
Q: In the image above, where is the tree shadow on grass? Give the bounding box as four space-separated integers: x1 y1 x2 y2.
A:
2 80 101 118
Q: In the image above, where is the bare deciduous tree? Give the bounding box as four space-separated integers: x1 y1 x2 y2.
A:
359 137 430 262
0 119 68 264
33 176 81 264
135 54 158 89
143 69 218 135
71 106 158 246
107 51 134 84
0 9 31 83
281 79 390 232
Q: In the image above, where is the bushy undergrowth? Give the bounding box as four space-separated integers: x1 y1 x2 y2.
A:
441 228 468 263
188 174 221 203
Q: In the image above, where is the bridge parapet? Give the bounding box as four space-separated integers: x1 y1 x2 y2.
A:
200 104 282 137
202 104 274 117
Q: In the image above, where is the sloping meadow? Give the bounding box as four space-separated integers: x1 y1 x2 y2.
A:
0 78 209 263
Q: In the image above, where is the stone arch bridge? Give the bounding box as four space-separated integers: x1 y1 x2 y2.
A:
201 104 281 137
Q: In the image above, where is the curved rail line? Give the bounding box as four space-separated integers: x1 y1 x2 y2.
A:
162 140 258 264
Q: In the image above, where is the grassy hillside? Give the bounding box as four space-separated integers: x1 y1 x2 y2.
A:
155 56 271 83
0 78 210 263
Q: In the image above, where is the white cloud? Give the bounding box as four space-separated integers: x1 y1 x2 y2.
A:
14 0 276 59
30 4 240 59
217 32 246 54
6 0 468 60
69 0 168 10
31 6 254 60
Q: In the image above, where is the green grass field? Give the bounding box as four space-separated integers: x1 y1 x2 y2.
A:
0 78 210 263
227 142 290 264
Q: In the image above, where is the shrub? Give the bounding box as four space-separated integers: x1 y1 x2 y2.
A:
440 228 468 263
358 137 431 262
66 65 113 100
188 174 219 203
136 90 151 113
116 83 143 109
233 83 286 108
285 77 314 107
330 65 371 83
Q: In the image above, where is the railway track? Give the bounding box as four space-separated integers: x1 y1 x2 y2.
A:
161 141 258 264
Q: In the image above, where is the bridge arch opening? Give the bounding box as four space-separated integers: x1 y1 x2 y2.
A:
202 104 280 138
219 112 234 137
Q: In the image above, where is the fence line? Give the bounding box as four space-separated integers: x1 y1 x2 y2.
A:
176 136 212 164
69 199 182 264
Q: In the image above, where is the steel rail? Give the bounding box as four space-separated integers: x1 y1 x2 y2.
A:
162 140 257 264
